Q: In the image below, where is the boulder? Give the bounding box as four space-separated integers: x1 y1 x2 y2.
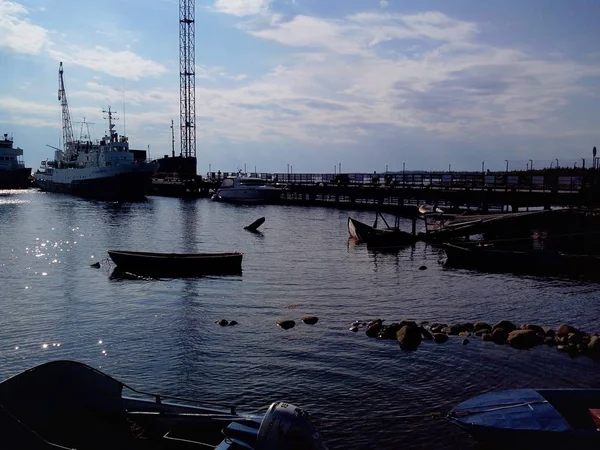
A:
349 326 359 333
577 343 588 354
507 330 537 349
567 333 582 345
277 319 295 330
459 331 471 337
557 324 579 338
520 324 544 335
449 323 473 335
545 329 555 338
544 336 556 346
474 329 491 337
216 319 229 326
301 315 319 325
379 323 403 339
433 333 448 343
473 322 491 332
588 335 600 357
429 323 447 333
397 325 422 350
481 333 494 342
419 326 433 340
419 265 427 270
367 319 383 328
366 322 383 337
462 339 469 345
492 321 516 333
228 320 238 326
398 320 419 329
492 328 508 344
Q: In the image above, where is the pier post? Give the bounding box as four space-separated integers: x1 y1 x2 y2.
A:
412 218 416 236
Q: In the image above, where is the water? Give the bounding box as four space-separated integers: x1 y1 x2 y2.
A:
1 188 599 449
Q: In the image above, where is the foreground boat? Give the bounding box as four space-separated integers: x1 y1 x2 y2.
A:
108 250 243 276
348 216 416 248
0 133 31 189
0 360 328 450
213 174 282 204
449 388 600 449
444 242 600 278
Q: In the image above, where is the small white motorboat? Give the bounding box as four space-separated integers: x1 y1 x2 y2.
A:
213 174 282 204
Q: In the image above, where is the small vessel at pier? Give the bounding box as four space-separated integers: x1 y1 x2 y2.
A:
212 173 282 204
449 388 600 449
348 213 417 248
0 360 328 450
0 133 31 189
33 63 157 201
108 250 243 276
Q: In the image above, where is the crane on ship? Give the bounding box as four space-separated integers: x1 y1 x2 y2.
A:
58 62 76 161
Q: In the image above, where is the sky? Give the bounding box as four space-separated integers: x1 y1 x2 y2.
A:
1 0 599 173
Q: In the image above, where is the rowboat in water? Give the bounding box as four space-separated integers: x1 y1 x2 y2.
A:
0 360 328 450
348 215 416 249
444 243 600 278
449 388 600 449
107 250 243 276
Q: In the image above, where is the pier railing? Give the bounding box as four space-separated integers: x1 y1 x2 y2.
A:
206 170 591 193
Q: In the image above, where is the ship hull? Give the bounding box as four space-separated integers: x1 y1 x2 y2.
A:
0 168 31 189
34 165 156 201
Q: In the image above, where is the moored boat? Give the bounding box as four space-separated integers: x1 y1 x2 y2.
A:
33 63 157 201
444 242 600 278
449 388 600 449
348 215 416 248
108 250 243 276
0 133 31 189
0 360 328 450
213 173 282 204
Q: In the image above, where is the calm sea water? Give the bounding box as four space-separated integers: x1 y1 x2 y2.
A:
1 188 599 449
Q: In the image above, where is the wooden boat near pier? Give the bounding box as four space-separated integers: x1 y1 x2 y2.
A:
449 388 600 449
444 242 600 279
348 214 417 249
107 250 243 276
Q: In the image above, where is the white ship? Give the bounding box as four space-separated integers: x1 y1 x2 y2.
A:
212 173 282 204
33 63 157 201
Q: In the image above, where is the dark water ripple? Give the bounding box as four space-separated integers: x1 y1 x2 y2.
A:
1 189 600 449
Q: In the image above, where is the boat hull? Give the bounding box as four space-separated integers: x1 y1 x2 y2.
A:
0 168 31 189
108 250 243 276
348 217 416 248
34 165 155 201
450 389 600 449
215 187 282 204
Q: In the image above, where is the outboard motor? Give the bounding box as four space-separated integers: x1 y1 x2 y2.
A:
256 402 328 450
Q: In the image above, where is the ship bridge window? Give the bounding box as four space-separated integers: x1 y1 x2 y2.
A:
239 179 266 186
221 178 234 188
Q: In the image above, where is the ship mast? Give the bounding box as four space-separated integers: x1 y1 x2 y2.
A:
102 107 118 143
58 62 75 158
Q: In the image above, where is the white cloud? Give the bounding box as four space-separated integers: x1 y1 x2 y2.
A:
214 0 272 16
0 1 48 54
47 46 167 81
380 0 389 8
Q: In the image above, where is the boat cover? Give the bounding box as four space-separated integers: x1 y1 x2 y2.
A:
451 389 571 432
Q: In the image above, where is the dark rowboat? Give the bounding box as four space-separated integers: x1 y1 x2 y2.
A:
444 243 600 278
107 250 243 276
0 360 328 450
449 388 600 449
348 217 416 248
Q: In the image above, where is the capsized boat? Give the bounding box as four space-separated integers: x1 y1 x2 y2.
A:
108 250 243 276
449 388 600 449
0 360 328 450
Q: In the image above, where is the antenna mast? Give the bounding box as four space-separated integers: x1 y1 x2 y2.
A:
102 107 118 143
171 120 176 158
179 0 196 159
58 62 75 155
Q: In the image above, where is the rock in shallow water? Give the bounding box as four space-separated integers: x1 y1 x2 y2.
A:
397 325 422 350
301 315 319 325
216 319 229 326
507 330 537 349
277 319 295 330
433 333 448 344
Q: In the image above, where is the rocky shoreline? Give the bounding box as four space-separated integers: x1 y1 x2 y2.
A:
351 319 600 357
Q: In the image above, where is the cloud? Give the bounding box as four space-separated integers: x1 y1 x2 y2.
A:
213 0 272 16
380 0 389 8
47 46 167 81
0 1 48 54
196 65 247 81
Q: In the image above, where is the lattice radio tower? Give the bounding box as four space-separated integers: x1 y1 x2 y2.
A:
179 0 195 158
